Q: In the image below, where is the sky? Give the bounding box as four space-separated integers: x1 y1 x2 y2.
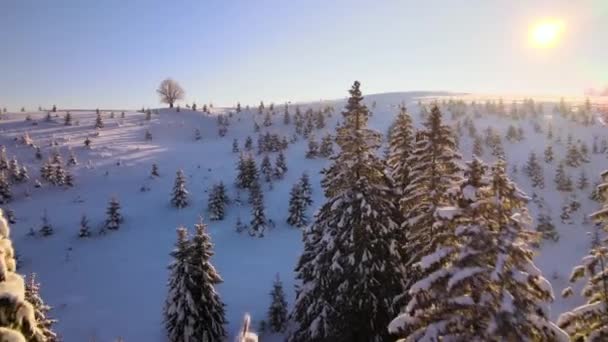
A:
0 0 607 110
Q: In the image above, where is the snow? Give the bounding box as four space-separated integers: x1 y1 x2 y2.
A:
0 93 604 339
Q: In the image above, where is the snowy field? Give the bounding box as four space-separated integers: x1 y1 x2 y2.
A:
0 92 606 341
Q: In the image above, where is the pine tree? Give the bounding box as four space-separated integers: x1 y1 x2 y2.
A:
25 274 57 341
79 214 91 237
299 172 312 206
194 128 201 141
104 197 122 230
315 110 325 129
544 145 554 163
0 210 46 341
248 179 267 237
283 106 291 125
0 172 11 204
290 81 404 342
64 111 72 126
95 111 104 129
39 210 53 236
537 212 559 242
84 137 91 148
390 160 567 341
263 112 272 127
244 136 253 151
559 171 608 339
266 274 288 333
578 169 589 190
565 142 582 167
232 138 239 153
472 135 484 157
236 154 258 189
208 182 229 221
35 146 42 160
273 152 287 179
305 136 319 158
524 152 544 188
171 170 189 208
64 171 74 187
261 155 273 182
287 182 308 228
555 162 573 192
318 133 334 158
386 106 414 193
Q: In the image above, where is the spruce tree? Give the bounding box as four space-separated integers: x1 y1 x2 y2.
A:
79 214 91 237
236 154 258 189
0 172 11 204
559 171 608 340
565 142 582 167
290 81 404 342
261 155 273 182
273 152 287 179
390 160 567 341
249 179 267 237
0 210 46 341
232 138 239 153
64 111 72 126
578 169 589 190
472 135 483 157
244 136 253 151
544 145 554 163
286 182 308 228
164 223 228 341
25 274 57 341
151 163 159 177
283 106 291 125
208 182 228 221
305 136 319 158
555 162 573 192
95 111 104 129
105 197 122 230
386 106 414 193
319 133 334 158
537 212 559 242
524 152 544 188
299 172 312 206
171 170 189 208
267 274 288 333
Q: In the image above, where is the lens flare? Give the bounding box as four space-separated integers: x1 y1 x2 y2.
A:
530 20 564 48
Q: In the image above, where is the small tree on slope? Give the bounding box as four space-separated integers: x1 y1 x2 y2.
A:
105 197 123 230
171 169 189 208
289 81 405 342
558 170 608 340
266 274 288 333
286 182 308 228
389 160 568 341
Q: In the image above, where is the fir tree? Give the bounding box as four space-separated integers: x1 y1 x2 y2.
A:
578 169 589 190
263 112 272 127
194 128 201 141
537 212 559 242
35 146 42 160
290 81 404 342
232 138 239 153
25 274 57 341
390 160 567 341
0 209 46 341
305 136 319 159
273 152 287 179
266 274 288 333
208 182 229 221
472 135 483 157
261 155 273 182
286 182 308 228
283 106 291 125
315 110 325 129
244 136 253 151
565 142 582 167
171 170 189 208
236 154 258 189
95 111 104 129
39 210 53 236
105 197 122 230
64 111 72 126
151 163 159 177
78 214 91 237
84 137 92 148
555 162 573 192
386 106 415 193
248 179 267 237
299 172 312 207
544 145 554 163
0 173 11 204
524 152 544 188
559 172 608 339
319 133 334 158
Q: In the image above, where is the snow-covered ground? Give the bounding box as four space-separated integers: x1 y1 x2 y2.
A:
0 92 605 341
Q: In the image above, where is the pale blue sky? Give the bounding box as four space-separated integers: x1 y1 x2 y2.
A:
1 0 606 110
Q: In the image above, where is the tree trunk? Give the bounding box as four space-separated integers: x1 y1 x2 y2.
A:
169 102 174 108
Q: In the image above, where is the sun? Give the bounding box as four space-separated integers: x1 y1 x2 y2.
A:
530 20 564 48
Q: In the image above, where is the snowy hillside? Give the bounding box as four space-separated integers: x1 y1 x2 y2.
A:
0 92 605 340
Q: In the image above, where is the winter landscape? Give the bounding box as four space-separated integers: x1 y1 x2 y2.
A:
2 1 608 342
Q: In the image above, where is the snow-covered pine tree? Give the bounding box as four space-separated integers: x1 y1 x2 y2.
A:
236 154 259 189
171 169 189 208
390 160 568 341
39 210 53 236
151 163 159 177
273 152 287 179
544 145 554 163
95 111 104 129
232 138 239 153
0 209 45 341
578 169 589 190
25 274 57 341
315 110 325 129
565 142 582 167
286 182 307 228
261 155 273 182
524 152 544 188
290 81 404 342
555 162 573 192
64 111 72 126
283 105 291 125
398 104 462 302
79 214 91 237
318 133 334 158
248 179 267 237
266 274 288 333
164 227 192 342
472 135 484 157
299 172 312 207
105 197 122 230
0 172 11 204
387 107 414 187
208 183 229 221
305 135 319 158
263 112 272 127
244 136 253 151
558 170 608 340
84 137 91 148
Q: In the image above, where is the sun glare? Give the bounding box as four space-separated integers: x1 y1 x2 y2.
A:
530 20 564 48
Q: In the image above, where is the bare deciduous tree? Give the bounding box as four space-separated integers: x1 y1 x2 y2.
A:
156 78 184 108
